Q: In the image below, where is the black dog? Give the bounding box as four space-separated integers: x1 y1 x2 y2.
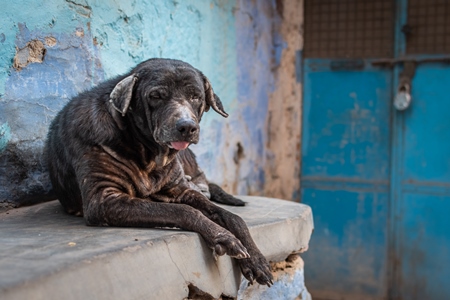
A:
45 58 273 286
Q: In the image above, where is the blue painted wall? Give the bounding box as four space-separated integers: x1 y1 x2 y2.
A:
0 0 290 206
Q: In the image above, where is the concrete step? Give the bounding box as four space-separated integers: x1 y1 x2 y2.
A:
0 196 313 300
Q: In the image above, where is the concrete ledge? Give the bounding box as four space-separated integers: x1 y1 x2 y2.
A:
0 196 313 300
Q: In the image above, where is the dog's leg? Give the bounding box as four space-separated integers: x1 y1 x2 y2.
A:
179 190 274 286
208 183 246 206
83 191 250 259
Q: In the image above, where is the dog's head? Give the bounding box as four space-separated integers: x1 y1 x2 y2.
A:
108 59 228 150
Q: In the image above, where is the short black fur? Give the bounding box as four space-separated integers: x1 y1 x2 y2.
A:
45 58 273 286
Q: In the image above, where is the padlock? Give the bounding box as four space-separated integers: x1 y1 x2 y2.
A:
394 83 411 111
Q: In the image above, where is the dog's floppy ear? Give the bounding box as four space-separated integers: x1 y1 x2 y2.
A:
109 74 138 116
202 74 229 118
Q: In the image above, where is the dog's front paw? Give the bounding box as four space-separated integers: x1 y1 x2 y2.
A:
238 254 274 287
213 233 250 259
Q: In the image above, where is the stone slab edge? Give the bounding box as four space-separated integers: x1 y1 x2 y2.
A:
0 196 313 300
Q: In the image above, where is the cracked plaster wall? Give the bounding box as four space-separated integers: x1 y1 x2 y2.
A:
0 0 302 207
264 0 303 201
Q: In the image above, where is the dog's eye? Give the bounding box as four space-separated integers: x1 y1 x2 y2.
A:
191 94 201 101
150 90 168 100
149 92 161 99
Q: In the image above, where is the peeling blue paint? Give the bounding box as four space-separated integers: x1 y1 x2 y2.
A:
0 123 11 152
0 0 95 96
0 0 285 205
273 31 287 67
232 0 282 193
2 22 104 143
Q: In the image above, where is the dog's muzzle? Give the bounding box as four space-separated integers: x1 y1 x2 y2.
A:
176 119 199 138
167 118 200 150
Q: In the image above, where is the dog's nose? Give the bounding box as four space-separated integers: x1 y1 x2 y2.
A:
176 119 199 136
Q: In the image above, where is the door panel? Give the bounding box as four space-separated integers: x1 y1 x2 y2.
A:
302 60 392 181
394 63 450 299
394 2 450 295
397 193 450 299
402 64 450 183
301 60 392 299
302 188 389 299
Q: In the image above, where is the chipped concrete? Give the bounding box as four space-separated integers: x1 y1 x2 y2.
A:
237 254 312 300
265 0 303 201
13 39 46 70
0 196 313 300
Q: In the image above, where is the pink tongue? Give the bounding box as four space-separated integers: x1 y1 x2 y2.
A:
171 141 190 150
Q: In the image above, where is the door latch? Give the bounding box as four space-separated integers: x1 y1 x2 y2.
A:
394 61 416 111
372 56 450 111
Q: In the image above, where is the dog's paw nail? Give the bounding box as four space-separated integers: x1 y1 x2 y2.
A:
236 249 250 259
247 275 254 286
232 252 247 259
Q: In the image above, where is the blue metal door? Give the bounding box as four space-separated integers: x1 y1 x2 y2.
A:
390 1 450 297
301 1 450 299
302 59 392 299
392 61 450 299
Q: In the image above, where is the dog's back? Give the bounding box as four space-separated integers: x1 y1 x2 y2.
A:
45 78 123 216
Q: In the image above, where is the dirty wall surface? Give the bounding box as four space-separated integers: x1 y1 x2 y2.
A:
0 0 302 207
